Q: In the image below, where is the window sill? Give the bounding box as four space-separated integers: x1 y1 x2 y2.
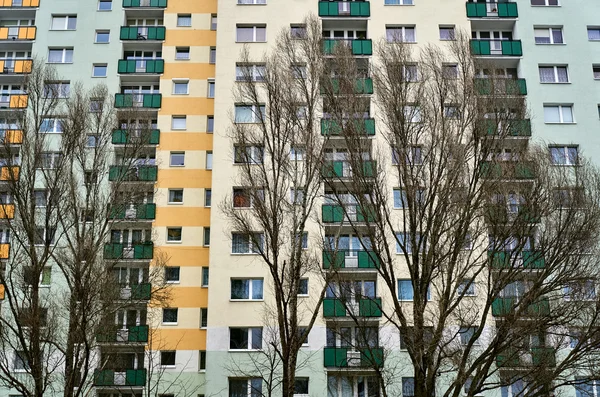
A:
540 82 571 84
162 322 178 326
161 365 177 369
94 42 110 44
229 349 262 352
198 369 206 373
231 253 261 256
297 294 309 298
544 122 576 124
92 76 107 78
168 202 184 205
169 165 186 167
230 299 264 302
166 281 180 284
171 128 187 131
175 58 191 61
235 41 267 44
166 240 183 244
535 43 566 45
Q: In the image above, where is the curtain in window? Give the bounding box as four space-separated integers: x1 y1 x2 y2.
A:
402 378 415 397
251 279 263 299
178 16 191 27
232 234 249 253
173 83 188 94
552 29 563 43
48 50 63 63
255 27 266 42
538 67 555 82
556 67 568 82
231 279 249 299
533 29 550 44
589 29 600 41
237 27 254 42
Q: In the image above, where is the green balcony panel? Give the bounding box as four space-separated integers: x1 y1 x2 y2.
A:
362 160 376 177
321 120 343 136
322 161 344 178
323 39 372 55
360 348 384 367
357 250 379 268
475 79 492 95
128 325 149 342
357 205 376 222
355 78 373 94
515 163 534 179
136 203 156 219
133 242 153 259
117 59 164 74
485 204 508 224
471 40 490 55
508 119 532 137
527 298 550 317
120 26 166 40
94 369 115 386
489 251 509 269
131 283 151 300
324 347 349 367
125 369 147 386
532 347 556 367
123 0 167 7
498 2 518 17
466 2 517 18
323 298 347 317
109 165 158 182
522 251 545 269
364 119 375 135
114 94 133 108
501 40 522 56
96 327 118 343
109 205 127 220
104 243 124 259
115 93 161 109
321 119 375 136
139 165 158 181
112 129 161 144
322 205 345 223
491 297 515 316
479 162 502 178
471 40 522 56
319 2 370 17
323 250 346 269
466 2 487 17
359 297 382 317
496 350 519 367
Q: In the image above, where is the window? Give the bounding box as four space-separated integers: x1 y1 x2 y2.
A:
165 267 180 283
98 0 112 10
162 308 178 324
531 0 558 5
34 190 47 207
172 116 186 130
14 351 29 371
231 279 264 300
177 14 191 27
176 47 190 60
594 65 600 80
439 26 455 41
386 26 416 43
51 15 77 30
292 64 307 79
534 27 563 44
444 105 460 119
565 281 597 301
205 189 212 207
236 25 266 42
229 379 263 397
90 99 102 112
92 64 107 77
398 280 414 301
298 278 309 296
160 351 176 367
402 377 415 397
170 152 185 167
211 14 217 30
575 379 600 397
204 227 210 246
208 80 215 98
167 227 182 242
40 118 64 133
207 116 214 133
230 327 263 349
294 378 309 395
43 82 70 98
459 327 478 345
173 80 189 95
209 47 216 64
200 308 208 328
199 351 206 371
392 146 423 165
290 147 305 161
539 66 569 83
458 279 475 296
95 30 110 43
290 24 307 39
168 189 183 204
550 146 578 165
235 104 266 123
385 0 413 4
202 267 209 287
235 64 266 82
393 188 424 208
396 232 424 254
589 27 600 41
294 231 308 249
232 232 264 254
401 105 421 123
543 105 573 123
206 151 213 170
442 64 459 79
48 48 73 63
234 145 264 164
39 152 62 169
233 188 262 208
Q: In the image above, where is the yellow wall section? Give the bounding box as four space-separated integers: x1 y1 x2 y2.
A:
156 170 212 188
151 329 207 350
164 2 216 13
165 30 216 47
155 207 211 226
154 248 209 266
158 133 213 150
162 64 215 80
160 98 214 115
169 287 208 307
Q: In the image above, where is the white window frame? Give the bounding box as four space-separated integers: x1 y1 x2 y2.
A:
98 0 112 10
40 118 64 133
165 266 180 283
50 15 77 31
176 14 191 27
235 64 266 82
549 145 578 165
234 145 264 164
231 232 264 254
160 350 176 367
538 65 569 83
95 30 110 43
384 0 414 5
588 27 600 41
92 64 107 78
47 48 73 64
534 27 564 44
169 152 185 167
238 0 267 4
162 308 178 324
166 227 183 243
439 26 455 41
530 0 559 5
172 80 189 95
168 188 184 204
229 327 263 350
543 104 574 124
234 104 266 123
175 47 190 60
230 278 264 301
236 25 267 43
386 26 416 43
171 115 186 130
208 80 215 98
458 279 476 296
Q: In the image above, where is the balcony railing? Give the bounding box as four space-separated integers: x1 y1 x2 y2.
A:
0 94 28 109
322 160 376 178
466 1 518 18
489 251 545 269
471 39 522 57
322 78 373 94
497 347 556 368
0 60 32 75
0 26 36 41
0 166 19 181
323 297 382 317
117 59 164 74
322 204 376 223
97 325 149 343
479 162 534 180
0 129 23 144
109 165 158 181
120 26 166 41
475 78 527 95
123 0 167 7
324 347 384 368
319 1 370 17
322 250 379 269
323 39 373 56
0 0 39 7
480 119 531 137
491 297 550 317
109 203 156 220
115 93 161 109
321 118 375 136
104 242 154 260
112 129 160 145
94 368 147 387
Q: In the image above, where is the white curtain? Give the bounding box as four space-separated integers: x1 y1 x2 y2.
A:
539 67 555 83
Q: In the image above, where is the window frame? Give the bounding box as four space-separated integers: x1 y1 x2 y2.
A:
549 145 578 166
538 65 569 83
92 64 107 78
533 27 564 44
386 26 416 43
234 104 266 123
97 0 112 11
169 151 185 167
236 25 267 43
175 47 190 60
50 15 77 31
231 232 264 254
168 188 184 204
229 327 263 350
166 227 183 243
176 14 192 27
172 80 189 95
543 104 574 124
171 115 187 130
162 308 178 324
160 350 176 367
47 48 73 64
94 30 110 44
230 278 264 301
165 266 180 283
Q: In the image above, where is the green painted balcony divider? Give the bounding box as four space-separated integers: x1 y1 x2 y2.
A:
323 298 382 317
109 165 158 181
128 325 149 342
359 297 382 317
94 369 115 386
93 369 146 386
475 78 527 95
104 243 124 259
466 2 518 18
532 347 556 367
132 283 152 299
492 297 550 316
482 119 532 137
496 349 519 367
357 205 376 222
321 160 376 177
323 39 373 55
479 162 534 180
323 78 373 94
324 347 349 367
125 369 147 386
120 26 166 40
318 1 370 17
322 204 376 223
321 118 376 136
322 250 379 269
527 298 550 316
109 203 156 220
489 251 545 269
123 0 167 7
323 298 347 317
322 205 345 223
117 59 165 74
112 129 160 144
360 348 384 367
322 250 346 269
522 251 545 268
324 347 384 367
114 93 162 108
357 250 379 268
470 40 522 56
103 243 153 260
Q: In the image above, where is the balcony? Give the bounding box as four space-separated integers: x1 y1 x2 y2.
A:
322 204 376 223
496 347 556 368
323 39 373 56
117 59 164 74
319 1 370 17
1 129 23 144
324 347 383 368
0 166 19 181
0 0 39 7
471 40 522 57
97 325 149 343
120 26 166 41
484 205 540 224
321 118 375 136
0 26 36 41
94 368 147 387
491 297 550 317
0 204 14 219
112 129 160 145
0 243 9 259
322 160 376 179
322 250 379 269
115 93 161 109
479 162 534 180
123 0 167 7
322 78 373 95
109 203 156 220
480 119 531 137
323 297 382 318
0 94 27 109
475 78 527 95
104 242 154 260
0 60 32 75
466 2 518 18
489 251 545 269
109 165 158 182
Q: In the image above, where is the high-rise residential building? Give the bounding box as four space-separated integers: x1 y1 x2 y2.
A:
1 0 600 396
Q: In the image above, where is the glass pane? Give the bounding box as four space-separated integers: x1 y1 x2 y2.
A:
251 279 263 299
543 106 560 122
561 106 573 123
